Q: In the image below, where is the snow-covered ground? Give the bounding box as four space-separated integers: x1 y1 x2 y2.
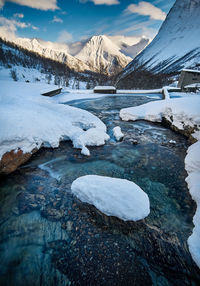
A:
1 67 199 266
0 78 109 159
120 92 200 268
0 66 88 90
71 175 150 221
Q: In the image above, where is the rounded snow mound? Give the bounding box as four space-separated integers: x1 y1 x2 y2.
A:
71 175 150 221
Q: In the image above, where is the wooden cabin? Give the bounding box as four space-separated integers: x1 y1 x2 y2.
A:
93 86 116 94
178 69 200 91
41 88 62 97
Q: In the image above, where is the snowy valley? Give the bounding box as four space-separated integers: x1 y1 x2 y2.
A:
0 0 200 285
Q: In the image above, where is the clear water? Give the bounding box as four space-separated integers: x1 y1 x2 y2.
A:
0 95 199 286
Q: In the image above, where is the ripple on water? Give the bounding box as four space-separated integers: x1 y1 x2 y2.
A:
39 158 125 182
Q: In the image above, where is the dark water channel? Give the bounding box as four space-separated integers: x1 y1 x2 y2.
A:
0 95 199 286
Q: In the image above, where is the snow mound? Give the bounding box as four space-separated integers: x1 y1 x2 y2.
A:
0 81 109 159
120 96 200 138
185 141 200 268
113 126 124 141
71 175 150 221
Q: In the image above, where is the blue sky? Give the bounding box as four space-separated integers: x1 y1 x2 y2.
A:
0 0 176 43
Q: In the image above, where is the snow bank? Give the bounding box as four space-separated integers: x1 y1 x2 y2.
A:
71 175 150 221
120 96 200 141
185 142 200 268
0 81 109 159
113 126 124 141
120 94 200 268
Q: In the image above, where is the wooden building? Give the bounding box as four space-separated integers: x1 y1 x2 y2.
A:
94 86 116 94
178 69 200 90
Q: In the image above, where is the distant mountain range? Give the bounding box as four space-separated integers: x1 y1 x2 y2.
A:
117 0 200 87
2 34 149 75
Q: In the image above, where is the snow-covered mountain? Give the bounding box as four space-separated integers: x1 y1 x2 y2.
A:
12 37 91 72
75 35 131 74
108 35 149 59
1 33 149 75
74 35 149 74
119 0 200 80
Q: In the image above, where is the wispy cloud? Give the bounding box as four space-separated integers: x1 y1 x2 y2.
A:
0 16 39 40
57 30 73 43
52 16 63 23
80 0 119 5
1 0 59 11
125 1 166 21
14 13 24 18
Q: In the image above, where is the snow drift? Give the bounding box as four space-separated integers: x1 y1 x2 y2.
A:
0 81 109 159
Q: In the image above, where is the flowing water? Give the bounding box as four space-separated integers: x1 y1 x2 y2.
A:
0 95 199 286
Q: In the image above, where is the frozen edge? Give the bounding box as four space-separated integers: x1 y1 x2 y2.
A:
120 96 200 268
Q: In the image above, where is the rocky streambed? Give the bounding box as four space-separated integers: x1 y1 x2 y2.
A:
0 95 200 285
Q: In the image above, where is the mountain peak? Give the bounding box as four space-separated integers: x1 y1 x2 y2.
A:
119 0 200 78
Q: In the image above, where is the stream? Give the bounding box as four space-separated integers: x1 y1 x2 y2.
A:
0 95 200 286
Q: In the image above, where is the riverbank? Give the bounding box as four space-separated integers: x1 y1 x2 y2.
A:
120 93 200 268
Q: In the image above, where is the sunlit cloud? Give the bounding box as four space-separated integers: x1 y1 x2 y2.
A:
0 16 39 40
125 1 166 21
0 0 59 11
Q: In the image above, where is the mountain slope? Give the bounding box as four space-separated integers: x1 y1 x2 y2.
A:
68 35 149 74
118 0 200 82
74 35 132 74
0 33 149 75
108 35 149 59
11 37 91 72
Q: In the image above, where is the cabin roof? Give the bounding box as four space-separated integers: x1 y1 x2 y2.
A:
94 86 116 90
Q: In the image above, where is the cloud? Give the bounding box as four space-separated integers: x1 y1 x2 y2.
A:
0 16 39 40
52 16 63 23
1 0 59 11
80 0 119 5
125 1 166 21
14 13 24 18
0 0 4 9
57 30 73 43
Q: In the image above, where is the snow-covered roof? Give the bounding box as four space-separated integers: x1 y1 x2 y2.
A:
94 86 116 90
71 175 150 221
182 69 200 74
184 83 200 88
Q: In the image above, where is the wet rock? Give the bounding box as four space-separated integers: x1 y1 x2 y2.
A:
162 117 198 144
130 139 138 145
0 148 37 175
